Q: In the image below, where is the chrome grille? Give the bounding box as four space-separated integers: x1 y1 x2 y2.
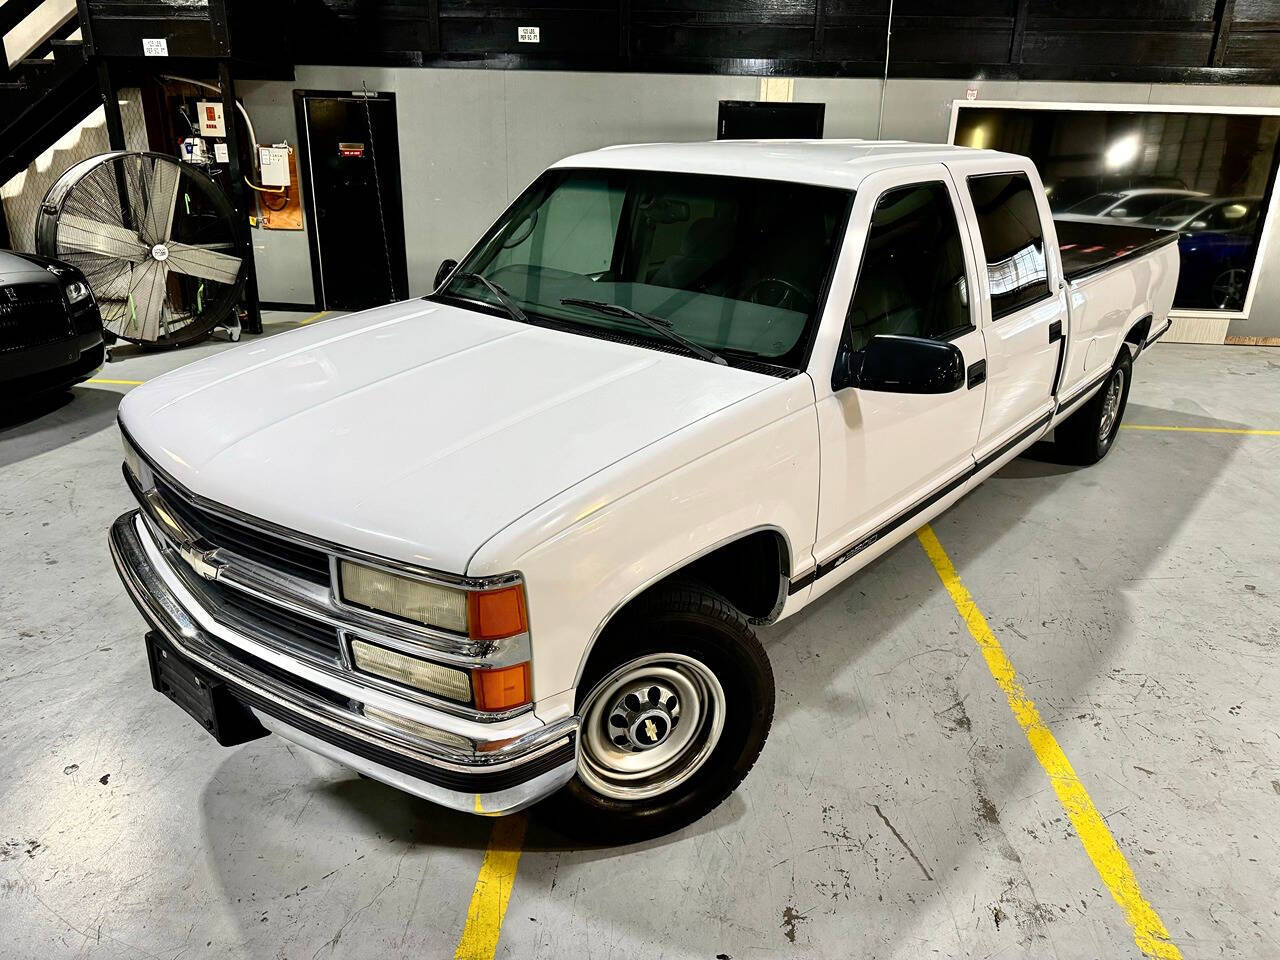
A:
182 569 343 663
153 474 332 585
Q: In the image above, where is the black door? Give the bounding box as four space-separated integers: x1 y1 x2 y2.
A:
296 91 409 310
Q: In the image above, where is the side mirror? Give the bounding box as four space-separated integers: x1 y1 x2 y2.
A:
434 258 458 291
838 334 966 394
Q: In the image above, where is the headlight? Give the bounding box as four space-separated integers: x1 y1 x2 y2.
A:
337 559 528 641
340 560 469 633
339 560 533 711
64 280 92 305
350 639 472 701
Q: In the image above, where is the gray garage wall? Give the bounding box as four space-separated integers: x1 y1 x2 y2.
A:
239 69 1280 338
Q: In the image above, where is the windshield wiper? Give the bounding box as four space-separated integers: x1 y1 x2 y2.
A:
560 297 727 366
454 273 529 325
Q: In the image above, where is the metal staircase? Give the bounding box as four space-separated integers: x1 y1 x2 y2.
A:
1 0 97 219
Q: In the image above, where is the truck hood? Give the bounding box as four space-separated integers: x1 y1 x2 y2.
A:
119 299 775 573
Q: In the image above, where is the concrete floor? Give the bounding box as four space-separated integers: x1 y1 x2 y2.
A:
2 315 1278 959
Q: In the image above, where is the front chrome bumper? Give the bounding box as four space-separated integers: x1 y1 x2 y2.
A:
110 511 578 815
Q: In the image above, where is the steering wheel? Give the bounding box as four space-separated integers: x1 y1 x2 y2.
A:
744 278 813 311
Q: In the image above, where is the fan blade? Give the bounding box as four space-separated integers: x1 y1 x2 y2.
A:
165 243 242 285
140 158 181 244
57 214 148 262
128 261 169 343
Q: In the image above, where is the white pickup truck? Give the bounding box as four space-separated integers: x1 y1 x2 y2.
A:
111 141 1178 840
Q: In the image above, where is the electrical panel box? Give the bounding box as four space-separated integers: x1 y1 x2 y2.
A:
258 145 290 187
196 101 226 137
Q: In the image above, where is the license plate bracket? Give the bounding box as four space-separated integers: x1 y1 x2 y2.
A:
145 631 268 747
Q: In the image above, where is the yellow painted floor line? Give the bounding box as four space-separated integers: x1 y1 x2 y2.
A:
86 378 145 386
298 310 330 325
915 524 1182 960
1122 424 1280 436
454 813 528 960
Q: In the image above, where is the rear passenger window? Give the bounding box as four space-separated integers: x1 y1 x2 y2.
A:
967 173 1050 319
846 182 971 352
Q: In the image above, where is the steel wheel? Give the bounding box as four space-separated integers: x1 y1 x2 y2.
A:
578 653 726 801
1098 367 1125 443
36 151 245 348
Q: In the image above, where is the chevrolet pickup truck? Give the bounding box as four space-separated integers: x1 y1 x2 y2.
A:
110 141 1178 840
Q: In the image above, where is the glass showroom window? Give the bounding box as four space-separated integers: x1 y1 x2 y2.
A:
953 105 1280 313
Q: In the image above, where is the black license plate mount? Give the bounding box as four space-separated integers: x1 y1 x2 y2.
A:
144 631 268 747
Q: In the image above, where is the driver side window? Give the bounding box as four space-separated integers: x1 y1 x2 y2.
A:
845 181 971 354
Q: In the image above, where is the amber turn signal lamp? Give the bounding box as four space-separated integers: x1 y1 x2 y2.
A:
472 662 531 711
468 584 528 641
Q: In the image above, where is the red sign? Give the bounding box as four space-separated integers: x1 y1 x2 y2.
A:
338 142 365 158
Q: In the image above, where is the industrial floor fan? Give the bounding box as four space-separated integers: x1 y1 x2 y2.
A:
36 151 245 347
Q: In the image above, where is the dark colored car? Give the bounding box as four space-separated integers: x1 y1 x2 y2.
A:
1175 230 1255 311
0 249 104 395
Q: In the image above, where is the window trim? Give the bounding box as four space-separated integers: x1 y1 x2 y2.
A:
965 171 1054 322
835 178 977 384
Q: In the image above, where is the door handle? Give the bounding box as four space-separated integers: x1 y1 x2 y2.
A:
1049 319 1063 343
967 359 986 390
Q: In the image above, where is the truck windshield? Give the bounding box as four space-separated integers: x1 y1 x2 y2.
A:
437 168 851 371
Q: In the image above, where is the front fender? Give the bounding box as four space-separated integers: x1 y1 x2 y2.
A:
467 375 820 711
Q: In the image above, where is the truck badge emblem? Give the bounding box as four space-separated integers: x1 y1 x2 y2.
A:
644 718 659 742
179 543 221 581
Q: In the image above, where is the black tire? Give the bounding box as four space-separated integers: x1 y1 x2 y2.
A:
1055 351 1132 465
542 581 775 843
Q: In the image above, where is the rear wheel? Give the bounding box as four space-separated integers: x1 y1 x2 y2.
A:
1055 352 1132 465
544 582 774 842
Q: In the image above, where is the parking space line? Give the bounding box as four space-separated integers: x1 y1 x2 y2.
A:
915 524 1182 960
86 378 145 386
454 813 528 960
1123 424 1280 436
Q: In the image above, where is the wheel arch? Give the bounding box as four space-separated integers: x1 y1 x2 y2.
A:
1121 312 1154 361
572 525 792 690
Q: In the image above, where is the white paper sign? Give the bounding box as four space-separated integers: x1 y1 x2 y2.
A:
518 26 540 43
142 38 168 57
213 142 229 163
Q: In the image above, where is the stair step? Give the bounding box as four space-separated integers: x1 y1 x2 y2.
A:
49 39 87 68
17 57 59 78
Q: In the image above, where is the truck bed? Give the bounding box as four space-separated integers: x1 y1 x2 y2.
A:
1055 219 1180 283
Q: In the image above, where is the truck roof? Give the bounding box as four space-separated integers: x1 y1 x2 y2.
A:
553 140 1026 189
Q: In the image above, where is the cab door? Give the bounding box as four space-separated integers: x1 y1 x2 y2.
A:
809 165 987 590
949 161 1064 457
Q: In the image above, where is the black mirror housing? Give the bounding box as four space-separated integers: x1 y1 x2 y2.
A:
434 258 458 291
845 334 966 394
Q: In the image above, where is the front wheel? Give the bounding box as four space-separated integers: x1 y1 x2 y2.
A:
1055 352 1132 465
544 582 775 842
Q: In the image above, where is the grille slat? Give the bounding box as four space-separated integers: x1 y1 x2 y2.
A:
155 476 333 585
177 563 344 662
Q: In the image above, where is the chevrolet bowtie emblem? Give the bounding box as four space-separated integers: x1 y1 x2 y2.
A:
644 718 659 742
179 542 222 581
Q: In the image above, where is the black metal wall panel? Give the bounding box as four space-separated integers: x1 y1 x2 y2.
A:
1224 0 1280 69
1021 27 1216 66
218 0 1280 81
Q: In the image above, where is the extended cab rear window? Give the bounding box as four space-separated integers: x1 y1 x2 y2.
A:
967 173 1050 319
